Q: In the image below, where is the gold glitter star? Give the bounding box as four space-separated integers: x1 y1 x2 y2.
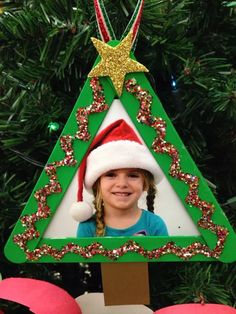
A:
88 31 149 96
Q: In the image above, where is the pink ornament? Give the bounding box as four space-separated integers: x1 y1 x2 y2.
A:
0 278 82 314
153 304 236 314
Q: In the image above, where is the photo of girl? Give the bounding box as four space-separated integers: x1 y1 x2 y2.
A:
70 119 168 237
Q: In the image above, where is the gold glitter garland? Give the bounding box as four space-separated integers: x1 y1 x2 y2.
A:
13 77 228 262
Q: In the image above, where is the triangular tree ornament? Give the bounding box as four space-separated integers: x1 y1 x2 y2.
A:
4 1 236 264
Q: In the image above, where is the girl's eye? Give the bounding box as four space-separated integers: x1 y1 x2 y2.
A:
104 172 116 177
128 172 141 178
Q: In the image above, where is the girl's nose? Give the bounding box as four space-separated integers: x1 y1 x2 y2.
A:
115 175 128 187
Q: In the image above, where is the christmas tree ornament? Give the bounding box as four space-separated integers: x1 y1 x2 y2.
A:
0 278 82 314
153 303 236 314
4 0 236 266
48 122 60 132
184 67 191 76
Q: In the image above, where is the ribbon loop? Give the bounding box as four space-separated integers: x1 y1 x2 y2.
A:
121 0 144 50
93 0 144 50
94 0 116 43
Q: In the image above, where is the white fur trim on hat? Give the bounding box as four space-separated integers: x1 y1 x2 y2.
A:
85 140 162 189
69 201 94 222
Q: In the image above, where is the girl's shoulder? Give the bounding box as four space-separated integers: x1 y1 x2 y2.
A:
142 209 162 221
77 217 96 237
142 210 169 235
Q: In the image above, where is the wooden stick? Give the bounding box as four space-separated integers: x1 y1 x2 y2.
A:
101 262 150 305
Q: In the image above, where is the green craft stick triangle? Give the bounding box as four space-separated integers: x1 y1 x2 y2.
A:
4 40 236 264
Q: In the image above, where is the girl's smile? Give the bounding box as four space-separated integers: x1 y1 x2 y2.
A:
112 192 132 196
99 168 145 214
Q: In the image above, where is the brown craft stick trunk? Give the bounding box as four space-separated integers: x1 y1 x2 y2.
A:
101 262 150 305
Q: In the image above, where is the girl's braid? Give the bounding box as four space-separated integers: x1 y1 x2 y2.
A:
144 171 157 213
146 184 157 213
93 183 106 236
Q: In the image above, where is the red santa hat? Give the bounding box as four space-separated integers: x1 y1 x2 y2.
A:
70 119 163 222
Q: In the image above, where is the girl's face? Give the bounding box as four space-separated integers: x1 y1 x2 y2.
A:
99 168 146 213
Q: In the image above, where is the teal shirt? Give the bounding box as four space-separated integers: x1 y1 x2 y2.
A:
77 209 168 237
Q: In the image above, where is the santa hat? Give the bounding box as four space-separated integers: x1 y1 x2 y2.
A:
70 119 163 222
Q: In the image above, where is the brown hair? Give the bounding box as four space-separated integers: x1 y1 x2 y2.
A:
92 170 157 237
92 182 105 237
143 170 157 213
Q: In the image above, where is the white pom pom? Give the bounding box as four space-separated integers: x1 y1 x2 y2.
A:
69 201 94 222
